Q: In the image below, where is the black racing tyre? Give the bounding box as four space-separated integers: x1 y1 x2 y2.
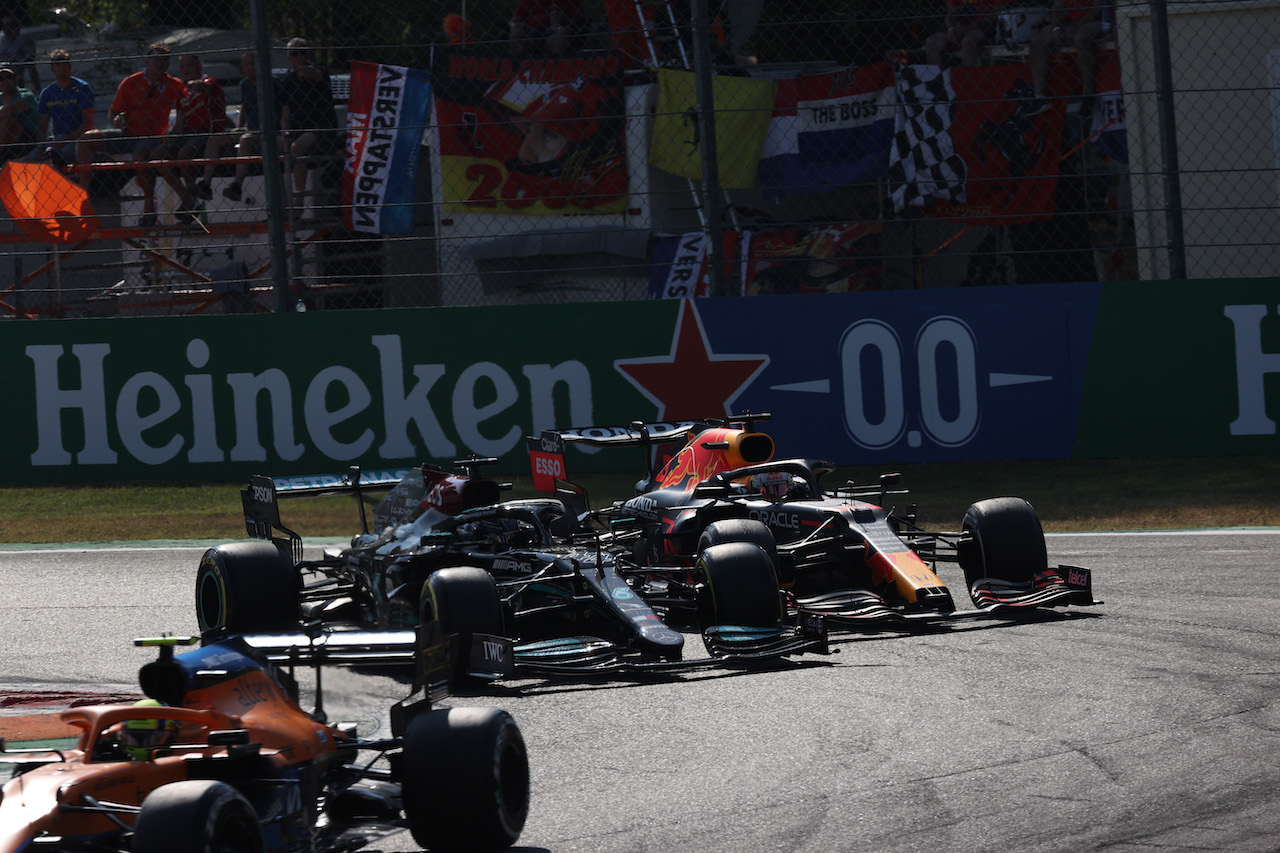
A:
196 540 299 636
401 706 530 851
697 519 778 571
957 497 1049 589
133 780 265 853
697 541 782 629
420 566 504 686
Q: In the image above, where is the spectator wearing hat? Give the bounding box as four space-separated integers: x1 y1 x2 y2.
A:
36 49 94 167
0 65 38 159
0 15 37 91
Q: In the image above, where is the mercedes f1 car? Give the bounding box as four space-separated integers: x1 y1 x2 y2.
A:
0 632 529 852
528 415 1100 630
195 461 827 683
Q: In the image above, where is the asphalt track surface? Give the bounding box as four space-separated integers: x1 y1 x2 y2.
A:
2 531 1279 852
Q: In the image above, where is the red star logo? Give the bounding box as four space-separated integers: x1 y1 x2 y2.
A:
615 300 769 421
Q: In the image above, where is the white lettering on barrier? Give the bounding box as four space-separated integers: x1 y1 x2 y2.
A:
26 343 117 465
839 315 980 451
1224 304 1280 435
116 371 183 464
304 365 374 459
25 336 595 470
373 334 456 459
454 361 522 457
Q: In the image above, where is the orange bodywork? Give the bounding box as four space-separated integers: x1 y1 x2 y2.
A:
867 549 948 605
0 650 339 853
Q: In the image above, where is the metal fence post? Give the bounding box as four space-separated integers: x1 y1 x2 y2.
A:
691 0 727 297
1150 0 1186 280
250 0 294 312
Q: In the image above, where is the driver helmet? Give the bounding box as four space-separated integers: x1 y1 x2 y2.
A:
122 699 180 760
751 471 803 500
458 517 519 547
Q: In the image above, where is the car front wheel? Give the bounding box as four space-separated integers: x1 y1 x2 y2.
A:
132 780 265 853
957 497 1049 592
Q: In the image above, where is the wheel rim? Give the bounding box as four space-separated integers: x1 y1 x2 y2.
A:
210 810 261 853
196 569 224 632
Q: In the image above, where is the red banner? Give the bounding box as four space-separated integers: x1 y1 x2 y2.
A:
928 65 1065 225
431 52 628 215
743 222 883 295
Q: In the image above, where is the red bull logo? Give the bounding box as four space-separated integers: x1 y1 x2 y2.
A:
655 428 775 492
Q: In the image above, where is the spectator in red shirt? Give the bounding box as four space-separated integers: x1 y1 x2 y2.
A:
925 0 1015 66
155 53 226 207
76 43 187 226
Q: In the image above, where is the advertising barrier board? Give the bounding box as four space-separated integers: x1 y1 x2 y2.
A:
3 279 1276 483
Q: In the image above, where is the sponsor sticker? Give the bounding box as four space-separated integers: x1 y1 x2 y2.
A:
529 450 566 493
1065 566 1091 589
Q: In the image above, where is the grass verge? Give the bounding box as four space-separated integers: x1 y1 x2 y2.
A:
1 456 1276 544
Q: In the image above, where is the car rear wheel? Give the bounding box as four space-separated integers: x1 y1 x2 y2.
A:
196 540 299 636
401 706 530 851
957 497 1048 590
697 541 782 629
132 780 265 853
420 566 504 686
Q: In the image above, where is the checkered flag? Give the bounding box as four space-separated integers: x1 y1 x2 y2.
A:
888 64 966 212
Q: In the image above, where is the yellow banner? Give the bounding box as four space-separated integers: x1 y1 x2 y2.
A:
649 70 775 189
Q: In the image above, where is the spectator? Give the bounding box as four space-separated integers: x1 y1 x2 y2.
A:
925 0 1014 66
509 0 589 55
76 44 187 226
35 49 94 168
157 53 226 206
0 15 37 91
277 37 338 196
443 13 475 44
1028 0 1111 116
219 51 265 202
723 0 764 66
0 65 37 159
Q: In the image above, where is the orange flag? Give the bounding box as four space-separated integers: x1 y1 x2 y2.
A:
0 161 100 243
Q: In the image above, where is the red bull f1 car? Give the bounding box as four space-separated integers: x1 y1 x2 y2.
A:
195 460 827 683
0 632 529 852
528 415 1099 629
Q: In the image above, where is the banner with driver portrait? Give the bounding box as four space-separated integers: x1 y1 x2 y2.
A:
430 51 628 215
